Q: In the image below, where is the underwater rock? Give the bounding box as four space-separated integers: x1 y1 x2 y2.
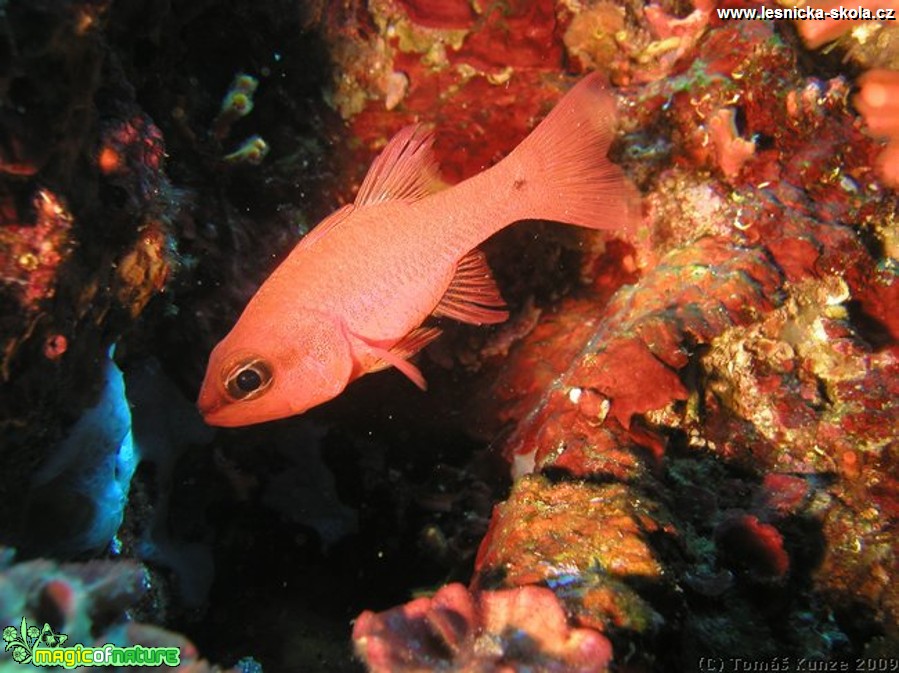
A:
2 0 898 670
793 0 899 53
0 548 149 648
0 189 73 323
0 548 256 672
259 424 359 550
714 513 790 580
700 276 896 473
473 475 665 634
587 0 714 84
0 0 348 669
855 69 899 188
428 1 894 669
472 237 784 478
24 349 137 556
125 358 215 608
353 582 613 673
0 0 181 566
790 0 899 187
316 0 578 183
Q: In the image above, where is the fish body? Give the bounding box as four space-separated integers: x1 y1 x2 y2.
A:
198 74 640 427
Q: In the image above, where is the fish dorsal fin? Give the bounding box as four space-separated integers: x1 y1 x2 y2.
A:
355 326 443 390
355 125 442 206
297 203 354 250
433 249 509 325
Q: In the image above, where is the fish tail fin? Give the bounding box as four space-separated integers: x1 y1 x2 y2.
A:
501 74 640 231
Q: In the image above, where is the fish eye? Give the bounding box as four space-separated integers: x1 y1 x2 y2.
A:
224 358 273 401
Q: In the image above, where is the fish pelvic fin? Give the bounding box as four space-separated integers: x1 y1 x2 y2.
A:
355 125 443 206
501 73 641 232
356 326 443 390
433 249 509 325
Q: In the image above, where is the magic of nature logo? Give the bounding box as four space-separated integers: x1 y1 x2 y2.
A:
3 617 181 668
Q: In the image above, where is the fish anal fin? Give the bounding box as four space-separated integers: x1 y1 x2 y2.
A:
355 125 443 206
358 327 443 390
298 203 354 250
390 326 443 361
433 249 509 325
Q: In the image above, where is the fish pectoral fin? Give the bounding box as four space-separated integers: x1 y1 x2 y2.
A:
297 203 354 250
359 327 443 390
355 125 443 206
433 249 510 325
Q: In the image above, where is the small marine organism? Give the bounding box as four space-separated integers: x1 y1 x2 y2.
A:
43 333 68 360
213 73 259 140
198 73 640 427
223 135 270 165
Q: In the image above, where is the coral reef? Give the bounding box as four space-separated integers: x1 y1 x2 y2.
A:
0 0 182 563
0 547 257 672
791 0 899 187
1 0 351 668
855 69 899 187
334 0 898 671
353 582 612 673
1 0 897 671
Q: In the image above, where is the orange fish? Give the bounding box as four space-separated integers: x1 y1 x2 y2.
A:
197 74 639 427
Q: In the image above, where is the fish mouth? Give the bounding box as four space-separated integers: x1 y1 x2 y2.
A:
196 385 227 426
197 400 241 427
197 401 224 426
196 392 260 427
198 403 275 428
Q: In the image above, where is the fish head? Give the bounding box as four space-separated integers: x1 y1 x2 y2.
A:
197 310 353 427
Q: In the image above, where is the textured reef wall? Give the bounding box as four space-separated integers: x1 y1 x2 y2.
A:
1 0 897 672
332 1 898 671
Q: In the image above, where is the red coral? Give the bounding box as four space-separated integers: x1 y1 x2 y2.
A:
756 474 811 515
794 0 899 49
0 188 74 312
855 69 899 188
707 107 756 180
641 0 713 79
323 0 582 183
98 115 167 199
353 583 612 673
454 0 564 71
319 0 898 662
474 238 783 477
42 334 68 361
471 476 667 633
583 337 689 428
395 0 475 28
716 514 790 580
